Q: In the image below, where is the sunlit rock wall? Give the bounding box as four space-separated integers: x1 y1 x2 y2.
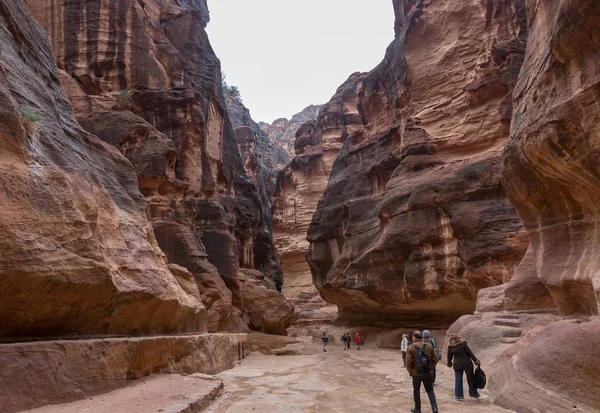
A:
272 75 363 323
449 1 600 411
0 0 205 339
27 0 287 333
306 0 529 328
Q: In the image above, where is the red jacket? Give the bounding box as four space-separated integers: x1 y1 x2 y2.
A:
355 334 361 343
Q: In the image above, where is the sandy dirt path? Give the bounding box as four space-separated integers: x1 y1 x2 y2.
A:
207 344 516 413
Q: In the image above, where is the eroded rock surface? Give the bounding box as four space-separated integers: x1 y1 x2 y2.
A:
259 105 322 162
449 1 600 412
27 0 288 333
0 0 206 340
272 75 364 325
227 96 291 198
306 0 529 328
503 0 600 318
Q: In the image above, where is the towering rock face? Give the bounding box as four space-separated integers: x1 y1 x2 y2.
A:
272 75 363 324
27 0 291 334
226 96 288 202
449 1 600 412
306 0 529 328
0 0 205 339
504 0 600 318
259 105 322 162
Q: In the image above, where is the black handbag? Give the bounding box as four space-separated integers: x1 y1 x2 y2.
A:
474 366 487 389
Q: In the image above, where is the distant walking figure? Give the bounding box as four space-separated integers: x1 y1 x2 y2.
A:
423 330 441 385
355 332 361 350
406 331 439 413
341 333 348 350
401 334 409 366
447 334 481 400
346 332 351 349
321 332 329 352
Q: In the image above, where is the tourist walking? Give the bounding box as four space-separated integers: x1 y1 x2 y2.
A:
346 332 351 349
401 334 409 366
355 332 361 350
447 333 481 400
406 331 439 413
423 330 441 385
321 332 329 352
341 332 348 350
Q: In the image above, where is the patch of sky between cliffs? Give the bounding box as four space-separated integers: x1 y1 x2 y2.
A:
206 0 394 123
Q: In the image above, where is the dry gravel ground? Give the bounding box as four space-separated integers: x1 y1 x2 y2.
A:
207 343 516 413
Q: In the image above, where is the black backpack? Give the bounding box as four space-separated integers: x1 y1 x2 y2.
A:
413 344 432 375
474 366 487 389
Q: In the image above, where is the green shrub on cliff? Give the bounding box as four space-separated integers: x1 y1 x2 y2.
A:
19 108 41 122
238 270 253 280
221 72 242 101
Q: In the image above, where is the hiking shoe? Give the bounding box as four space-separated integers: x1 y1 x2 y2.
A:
410 409 421 413
456 398 464 401
470 394 481 399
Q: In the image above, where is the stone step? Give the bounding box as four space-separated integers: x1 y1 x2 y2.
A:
496 313 522 320
492 319 522 328
24 374 223 413
500 337 521 344
499 327 523 338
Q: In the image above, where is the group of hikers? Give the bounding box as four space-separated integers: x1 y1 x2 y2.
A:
320 331 361 352
321 329 484 413
403 330 485 413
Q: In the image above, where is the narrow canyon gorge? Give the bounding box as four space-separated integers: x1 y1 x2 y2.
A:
0 0 598 412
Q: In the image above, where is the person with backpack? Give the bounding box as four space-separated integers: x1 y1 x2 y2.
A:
346 332 351 349
406 331 439 413
321 332 330 352
355 332 361 350
341 333 348 350
401 334 409 366
423 330 441 385
447 333 481 401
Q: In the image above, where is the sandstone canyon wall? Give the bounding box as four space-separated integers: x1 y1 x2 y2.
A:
272 75 364 325
259 105 322 163
0 0 205 340
26 0 292 334
225 95 287 209
306 0 529 328
449 1 600 411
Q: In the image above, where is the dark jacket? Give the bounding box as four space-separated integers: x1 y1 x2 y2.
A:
447 337 478 370
406 340 439 377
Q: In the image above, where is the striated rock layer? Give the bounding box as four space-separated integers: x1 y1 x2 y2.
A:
227 96 295 198
0 0 206 340
272 76 363 325
450 1 600 412
259 105 322 163
306 0 529 327
27 0 292 334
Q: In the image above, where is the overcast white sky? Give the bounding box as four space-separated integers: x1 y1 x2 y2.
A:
206 0 395 123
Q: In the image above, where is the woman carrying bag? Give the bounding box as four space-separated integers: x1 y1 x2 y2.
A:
446 334 481 401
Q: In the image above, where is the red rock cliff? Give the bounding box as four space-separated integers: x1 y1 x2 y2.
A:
306 0 529 328
26 0 290 334
259 105 322 164
0 0 205 339
449 1 600 411
272 75 363 326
